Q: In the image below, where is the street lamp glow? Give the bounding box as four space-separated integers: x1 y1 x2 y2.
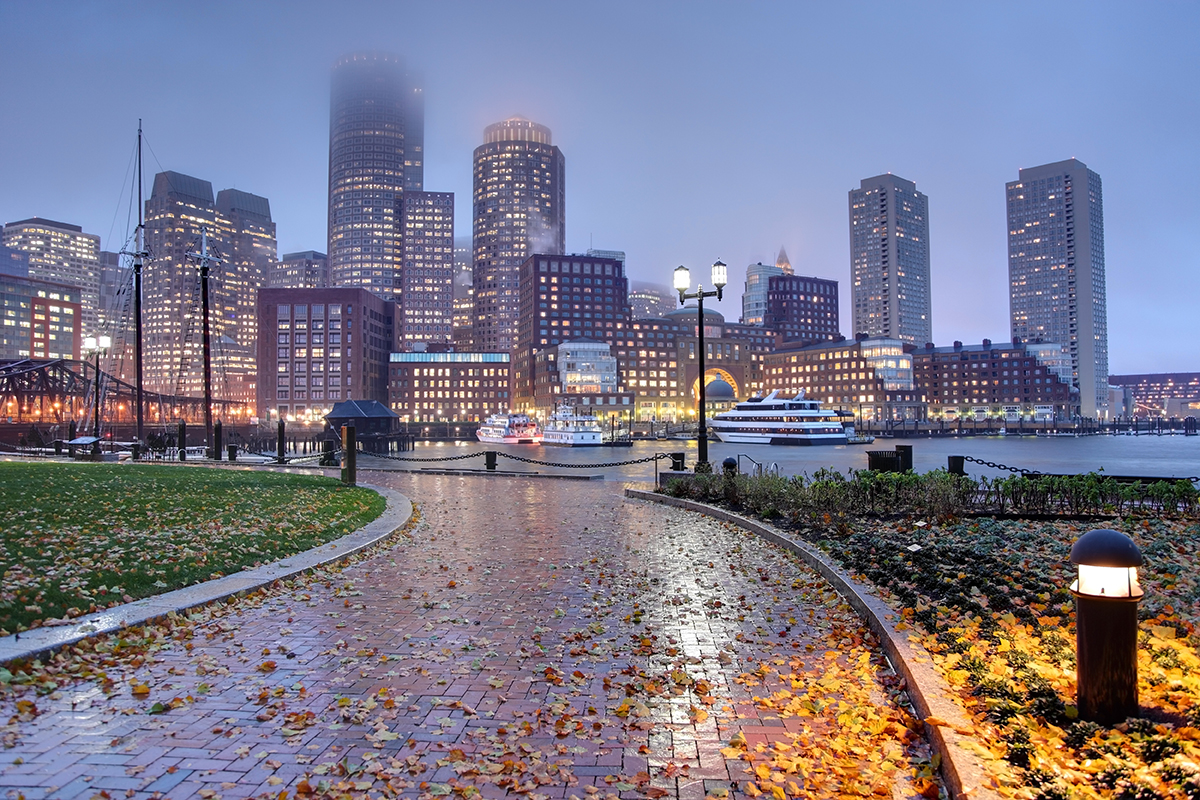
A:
711 260 727 289
1074 563 1143 599
673 265 691 297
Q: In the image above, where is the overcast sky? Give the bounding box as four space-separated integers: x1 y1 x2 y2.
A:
1 1 1196 373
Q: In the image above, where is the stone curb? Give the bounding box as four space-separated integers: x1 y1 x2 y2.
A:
0 483 413 666
626 489 1001 800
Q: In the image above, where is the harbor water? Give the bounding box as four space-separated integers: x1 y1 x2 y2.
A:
362 433 1200 484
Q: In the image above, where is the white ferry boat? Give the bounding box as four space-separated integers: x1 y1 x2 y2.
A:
709 390 850 445
541 405 604 447
476 413 542 444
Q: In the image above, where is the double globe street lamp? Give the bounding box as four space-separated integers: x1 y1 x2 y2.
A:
673 260 728 471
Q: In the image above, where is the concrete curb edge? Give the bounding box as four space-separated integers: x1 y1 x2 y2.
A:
625 488 1002 800
0 483 413 666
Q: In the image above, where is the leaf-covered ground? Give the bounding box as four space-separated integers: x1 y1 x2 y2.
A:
751 509 1200 799
0 462 386 633
0 475 940 800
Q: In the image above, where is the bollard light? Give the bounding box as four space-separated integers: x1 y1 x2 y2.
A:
1069 528 1144 724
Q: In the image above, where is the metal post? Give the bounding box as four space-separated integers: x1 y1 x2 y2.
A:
177 420 187 461
91 352 102 455
341 424 357 486
485 450 497 471
213 420 223 461
1075 595 1140 723
276 419 286 464
696 293 708 470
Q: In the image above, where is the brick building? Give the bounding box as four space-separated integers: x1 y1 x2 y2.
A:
764 336 925 422
910 339 1075 420
387 351 510 422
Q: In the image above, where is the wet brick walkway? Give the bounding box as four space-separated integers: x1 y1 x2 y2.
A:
0 474 931 799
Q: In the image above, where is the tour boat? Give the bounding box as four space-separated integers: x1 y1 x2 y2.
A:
709 390 850 445
541 405 604 447
476 413 542 444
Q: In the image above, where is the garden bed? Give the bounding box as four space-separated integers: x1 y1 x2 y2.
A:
661 470 1200 799
0 463 385 634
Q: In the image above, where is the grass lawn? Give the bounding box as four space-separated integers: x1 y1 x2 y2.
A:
0 462 386 634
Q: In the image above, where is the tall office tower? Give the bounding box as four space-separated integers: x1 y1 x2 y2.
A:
628 281 675 320
511 253 629 411
1007 159 1109 419
764 274 841 344
848 174 932 345
270 251 329 288
143 171 274 404
2 217 101 336
472 117 565 352
741 254 794 326
327 52 424 296
397 191 454 347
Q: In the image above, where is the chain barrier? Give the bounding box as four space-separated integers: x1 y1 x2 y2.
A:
961 455 1041 475
496 451 671 469
960 455 1199 484
359 450 484 464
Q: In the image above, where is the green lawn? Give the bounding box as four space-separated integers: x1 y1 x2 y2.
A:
0 463 386 634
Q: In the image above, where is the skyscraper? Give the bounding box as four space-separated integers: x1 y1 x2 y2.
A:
848 174 932 345
2 217 100 337
472 117 565 352
741 250 793 326
270 251 329 289
143 171 274 404
327 52 423 296
1006 158 1108 418
397 191 454 347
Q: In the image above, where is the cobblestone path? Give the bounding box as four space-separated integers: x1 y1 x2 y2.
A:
0 474 935 800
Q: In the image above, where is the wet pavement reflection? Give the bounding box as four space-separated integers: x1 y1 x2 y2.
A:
0 473 934 800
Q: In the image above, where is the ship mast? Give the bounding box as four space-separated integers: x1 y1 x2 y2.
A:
122 121 148 454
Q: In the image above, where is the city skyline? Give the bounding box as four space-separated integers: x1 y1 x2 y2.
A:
0 2 1196 372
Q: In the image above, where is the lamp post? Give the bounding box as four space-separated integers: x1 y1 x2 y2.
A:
673 260 727 472
1070 528 1145 724
82 335 112 455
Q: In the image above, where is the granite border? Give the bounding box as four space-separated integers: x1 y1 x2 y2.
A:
625 488 1001 800
0 483 413 666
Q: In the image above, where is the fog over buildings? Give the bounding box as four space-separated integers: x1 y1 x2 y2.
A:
0 2 1196 372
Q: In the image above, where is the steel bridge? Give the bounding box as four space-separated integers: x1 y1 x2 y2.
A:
0 359 252 432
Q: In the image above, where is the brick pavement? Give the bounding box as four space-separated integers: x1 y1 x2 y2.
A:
0 474 934 799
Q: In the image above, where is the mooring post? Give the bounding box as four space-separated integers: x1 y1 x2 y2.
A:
276 419 286 464
341 425 357 486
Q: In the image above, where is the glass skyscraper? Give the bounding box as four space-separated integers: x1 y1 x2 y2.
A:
1006 158 1108 419
471 117 565 352
848 174 932 346
327 52 424 297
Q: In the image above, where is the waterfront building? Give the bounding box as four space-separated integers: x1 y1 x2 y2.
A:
764 273 840 344
472 117 565 351
849 174 932 345
255 287 395 422
512 253 628 411
397 191 454 347
327 52 423 296
141 172 274 405
529 339 632 416
1007 158 1109 419
741 253 792 325
1109 372 1200 418
388 350 510 422
627 281 674 320
2 217 100 337
270 251 329 289
764 336 926 422
910 339 1074 420
0 273 81 361
617 309 773 422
